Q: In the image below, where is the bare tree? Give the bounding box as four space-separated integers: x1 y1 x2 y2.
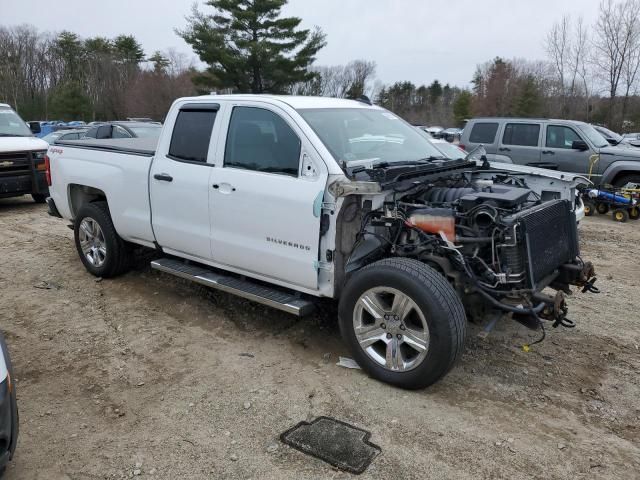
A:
545 15 571 113
592 0 640 127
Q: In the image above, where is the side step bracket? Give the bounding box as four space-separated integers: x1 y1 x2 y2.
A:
150 258 315 317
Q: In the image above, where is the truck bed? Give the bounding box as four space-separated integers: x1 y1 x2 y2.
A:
55 137 157 156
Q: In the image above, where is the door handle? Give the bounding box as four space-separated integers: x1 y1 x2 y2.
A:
154 173 173 182
542 150 555 155
498 147 511 152
213 183 236 193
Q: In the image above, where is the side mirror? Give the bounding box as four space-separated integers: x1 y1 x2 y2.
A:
572 139 588 151
28 121 41 134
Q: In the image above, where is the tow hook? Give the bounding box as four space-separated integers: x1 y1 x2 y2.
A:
578 262 599 293
581 277 599 294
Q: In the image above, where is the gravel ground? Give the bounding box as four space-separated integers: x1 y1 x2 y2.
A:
0 195 639 479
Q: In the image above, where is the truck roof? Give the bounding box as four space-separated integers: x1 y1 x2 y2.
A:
470 117 589 126
180 94 381 110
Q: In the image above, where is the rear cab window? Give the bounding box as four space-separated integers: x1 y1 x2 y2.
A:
469 122 499 144
502 123 540 147
168 105 218 163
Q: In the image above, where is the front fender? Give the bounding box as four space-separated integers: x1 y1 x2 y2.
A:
600 160 640 184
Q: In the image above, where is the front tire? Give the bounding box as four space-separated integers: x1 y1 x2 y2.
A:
74 201 131 278
338 258 467 389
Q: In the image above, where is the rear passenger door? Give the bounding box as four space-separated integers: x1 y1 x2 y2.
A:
150 103 220 260
209 102 328 291
498 122 541 165
466 121 500 156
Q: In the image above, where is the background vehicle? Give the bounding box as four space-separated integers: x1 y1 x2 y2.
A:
424 125 444 138
0 333 18 475
83 121 162 140
0 104 50 203
47 95 595 389
460 117 640 187
592 124 640 148
441 127 462 142
42 128 89 144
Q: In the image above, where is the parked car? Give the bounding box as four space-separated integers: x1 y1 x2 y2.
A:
0 333 18 475
42 128 89 144
0 104 50 203
460 117 640 187
424 125 444 138
83 121 162 140
441 127 462 142
592 125 640 148
623 132 640 141
46 95 596 389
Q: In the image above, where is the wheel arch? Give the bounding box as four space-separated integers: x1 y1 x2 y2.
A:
68 184 108 218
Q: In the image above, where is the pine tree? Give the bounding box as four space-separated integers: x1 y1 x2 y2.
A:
453 90 472 126
178 0 326 93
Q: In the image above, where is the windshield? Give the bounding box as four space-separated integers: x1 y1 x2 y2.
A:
130 125 162 138
596 125 622 143
431 141 466 160
297 108 445 166
0 107 33 137
577 124 609 149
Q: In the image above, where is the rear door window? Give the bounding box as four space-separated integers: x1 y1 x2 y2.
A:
502 123 540 147
168 108 218 163
469 122 499 144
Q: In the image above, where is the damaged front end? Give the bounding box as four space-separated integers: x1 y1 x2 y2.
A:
334 155 598 335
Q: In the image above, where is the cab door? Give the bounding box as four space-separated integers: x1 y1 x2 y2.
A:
149 103 220 260
541 124 593 175
497 122 541 165
209 103 328 290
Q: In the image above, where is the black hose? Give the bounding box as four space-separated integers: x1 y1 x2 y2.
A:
473 286 546 315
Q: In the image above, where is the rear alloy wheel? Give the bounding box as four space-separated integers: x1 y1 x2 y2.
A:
74 201 131 278
339 258 466 389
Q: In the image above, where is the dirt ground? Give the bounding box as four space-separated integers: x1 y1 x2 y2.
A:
0 195 638 480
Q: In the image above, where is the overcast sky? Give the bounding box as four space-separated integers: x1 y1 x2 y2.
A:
0 0 602 87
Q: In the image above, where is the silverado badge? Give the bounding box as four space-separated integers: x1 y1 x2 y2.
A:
0 161 14 167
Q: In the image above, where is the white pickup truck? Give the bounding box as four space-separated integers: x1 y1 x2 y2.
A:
46 95 597 389
0 103 49 203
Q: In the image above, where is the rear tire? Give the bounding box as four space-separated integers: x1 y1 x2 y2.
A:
74 201 131 278
629 207 640 220
338 258 466 389
596 203 610 215
31 193 47 204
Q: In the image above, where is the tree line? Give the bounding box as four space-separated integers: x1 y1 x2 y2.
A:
0 25 197 121
3 0 640 130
